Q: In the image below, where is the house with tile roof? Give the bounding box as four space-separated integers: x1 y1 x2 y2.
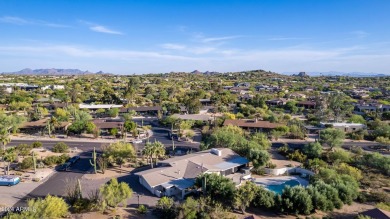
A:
223 119 283 133
136 148 249 199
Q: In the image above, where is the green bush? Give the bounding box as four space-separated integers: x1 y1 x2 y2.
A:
32 141 43 148
137 204 148 214
72 198 92 213
43 156 59 166
287 150 307 163
52 142 69 153
43 154 69 166
20 157 34 170
16 144 33 156
58 154 70 164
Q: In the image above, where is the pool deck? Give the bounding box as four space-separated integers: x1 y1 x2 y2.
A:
253 176 309 187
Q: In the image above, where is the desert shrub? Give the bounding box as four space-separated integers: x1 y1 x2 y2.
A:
43 156 59 166
72 198 92 213
137 204 148 214
52 142 69 153
287 150 307 163
19 156 34 170
32 141 43 148
57 154 70 164
16 144 33 156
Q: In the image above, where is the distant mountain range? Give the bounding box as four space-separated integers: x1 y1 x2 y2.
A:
285 71 389 77
1 68 108 75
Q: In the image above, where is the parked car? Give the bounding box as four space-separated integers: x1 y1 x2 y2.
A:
131 139 143 144
68 156 80 164
0 175 20 186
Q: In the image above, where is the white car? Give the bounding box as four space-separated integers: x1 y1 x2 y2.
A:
131 139 143 144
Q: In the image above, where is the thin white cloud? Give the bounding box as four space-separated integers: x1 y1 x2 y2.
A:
0 45 195 61
201 35 243 43
90 25 123 35
0 16 68 28
79 20 123 35
0 16 29 25
160 43 187 50
0 42 389 74
160 43 216 54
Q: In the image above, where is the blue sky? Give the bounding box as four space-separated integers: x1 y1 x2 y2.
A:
0 0 389 74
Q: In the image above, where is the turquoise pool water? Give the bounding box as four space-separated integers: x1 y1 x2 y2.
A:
266 179 300 194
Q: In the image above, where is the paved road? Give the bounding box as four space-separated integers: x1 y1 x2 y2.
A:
9 118 201 154
129 118 201 154
10 118 201 208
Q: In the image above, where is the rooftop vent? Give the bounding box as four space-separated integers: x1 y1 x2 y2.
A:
211 148 222 156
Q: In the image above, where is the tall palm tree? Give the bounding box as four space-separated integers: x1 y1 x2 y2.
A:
142 142 154 168
0 129 11 175
0 129 10 152
151 141 166 167
142 141 166 168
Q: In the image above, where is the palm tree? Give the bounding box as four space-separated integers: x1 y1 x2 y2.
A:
142 141 166 168
151 141 166 167
142 142 154 168
0 129 10 152
0 129 11 175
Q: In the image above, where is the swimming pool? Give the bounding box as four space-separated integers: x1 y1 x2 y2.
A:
266 179 300 194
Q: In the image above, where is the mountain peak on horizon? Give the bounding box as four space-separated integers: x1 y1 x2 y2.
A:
2 68 102 75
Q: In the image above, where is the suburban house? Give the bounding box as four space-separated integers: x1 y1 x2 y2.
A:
297 101 317 109
19 118 70 134
288 92 307 99
79 104 123 111
223 119 282 133
34 97 62 103
354 103 390 113
230 87 249 94
121 106 162 116
320 122 366 133
41 85 65 91
255 84 280 92
266 98 288 106
0 83 39 93
172 113 214 122
136 148 249 199
234 82 251 87
199 99 212 106
93 119 124 134
239 93 254 101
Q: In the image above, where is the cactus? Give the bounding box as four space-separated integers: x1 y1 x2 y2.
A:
32 152 37 174
77 179 83 199
89 147 97 174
